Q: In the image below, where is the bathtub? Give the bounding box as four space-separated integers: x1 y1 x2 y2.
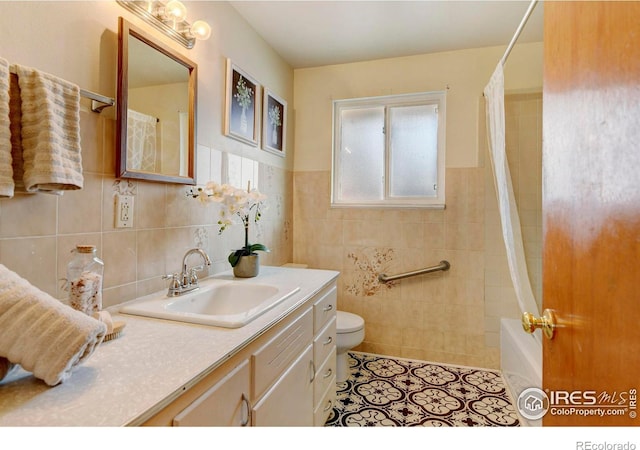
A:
500 318 542 426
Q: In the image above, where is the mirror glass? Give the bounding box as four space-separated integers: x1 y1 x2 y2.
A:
117 17 197 184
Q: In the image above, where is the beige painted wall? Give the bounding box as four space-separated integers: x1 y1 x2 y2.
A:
294 41 542 170
0 1 294 306
292 42 543 368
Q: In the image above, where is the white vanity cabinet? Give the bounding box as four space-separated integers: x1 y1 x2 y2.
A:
250 283 338 426
142 278 338 427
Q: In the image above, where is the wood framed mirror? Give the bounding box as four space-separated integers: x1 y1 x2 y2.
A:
116 17 197 184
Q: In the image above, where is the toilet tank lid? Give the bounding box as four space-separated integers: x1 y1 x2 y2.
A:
337 311 364 333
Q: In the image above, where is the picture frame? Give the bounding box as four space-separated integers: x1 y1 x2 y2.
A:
224 59 260 146
262 89 287 157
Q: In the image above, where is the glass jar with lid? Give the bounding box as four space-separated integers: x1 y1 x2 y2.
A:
67 244 104 315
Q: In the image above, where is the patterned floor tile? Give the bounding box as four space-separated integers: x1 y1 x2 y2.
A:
325 352 520 427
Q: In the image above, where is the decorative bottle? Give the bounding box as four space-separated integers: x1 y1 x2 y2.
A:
67 245 104 315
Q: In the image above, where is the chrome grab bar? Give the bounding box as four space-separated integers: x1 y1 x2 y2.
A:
378 260 450 283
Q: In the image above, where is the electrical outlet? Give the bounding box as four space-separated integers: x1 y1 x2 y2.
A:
115 194 134 228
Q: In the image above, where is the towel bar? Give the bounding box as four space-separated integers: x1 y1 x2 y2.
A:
9 70 114 113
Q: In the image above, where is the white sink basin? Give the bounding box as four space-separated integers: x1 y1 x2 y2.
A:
119 279 300 328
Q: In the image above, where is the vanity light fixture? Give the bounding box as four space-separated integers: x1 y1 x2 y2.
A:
116 0 211 49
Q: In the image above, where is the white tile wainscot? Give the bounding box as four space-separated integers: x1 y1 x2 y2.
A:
0 266 339 426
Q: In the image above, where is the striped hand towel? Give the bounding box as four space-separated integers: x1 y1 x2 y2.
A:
0 264 106 386
0 58 13 197
14 65 83 195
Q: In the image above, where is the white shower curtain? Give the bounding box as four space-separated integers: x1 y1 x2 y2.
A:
126 109 157 172
484 64 541 321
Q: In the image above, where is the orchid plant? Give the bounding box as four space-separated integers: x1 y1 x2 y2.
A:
190 182 269 267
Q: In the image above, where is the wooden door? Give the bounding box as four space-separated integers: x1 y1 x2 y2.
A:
543 1 640 426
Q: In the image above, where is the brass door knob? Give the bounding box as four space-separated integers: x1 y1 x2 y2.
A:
522 309 557 340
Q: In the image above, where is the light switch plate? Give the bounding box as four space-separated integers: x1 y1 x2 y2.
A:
115 194 134 228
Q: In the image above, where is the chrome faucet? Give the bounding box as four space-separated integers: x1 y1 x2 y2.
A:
163 248 212 297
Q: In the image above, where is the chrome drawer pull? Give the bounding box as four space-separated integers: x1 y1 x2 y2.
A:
323 304 333 312
323 336 333 346
323 368 333 379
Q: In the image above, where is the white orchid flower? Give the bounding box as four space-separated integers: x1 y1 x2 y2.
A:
190 182 268 256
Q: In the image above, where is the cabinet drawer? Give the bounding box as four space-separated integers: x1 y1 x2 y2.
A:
314 377 337 426
314 347 336 407
313 285 337 333
252 307 313 400
313 316 336 367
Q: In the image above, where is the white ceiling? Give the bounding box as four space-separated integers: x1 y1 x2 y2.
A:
229 0 544 69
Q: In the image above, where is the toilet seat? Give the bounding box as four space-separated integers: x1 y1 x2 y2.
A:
337 311 364 333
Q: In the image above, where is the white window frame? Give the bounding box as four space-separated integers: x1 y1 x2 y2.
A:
331 91 446 208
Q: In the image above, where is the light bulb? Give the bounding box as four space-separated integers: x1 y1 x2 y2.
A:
190 20 211 40
165 0 187 22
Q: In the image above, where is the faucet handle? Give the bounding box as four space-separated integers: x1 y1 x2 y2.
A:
162 273 181 290
188 268 199 285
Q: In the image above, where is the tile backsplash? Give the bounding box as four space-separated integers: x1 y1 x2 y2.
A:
0 110 293 309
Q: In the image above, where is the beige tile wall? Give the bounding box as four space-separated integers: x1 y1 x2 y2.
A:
0 111 293 309
293 167 496 369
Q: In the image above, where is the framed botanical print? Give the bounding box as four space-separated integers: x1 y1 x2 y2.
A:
224 59 260 146
262 89 287 157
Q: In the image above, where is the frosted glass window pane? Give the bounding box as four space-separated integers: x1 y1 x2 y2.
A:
338 107 385 201
389 104 438 197
332 90 445 208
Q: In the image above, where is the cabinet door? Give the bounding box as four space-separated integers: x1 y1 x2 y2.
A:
252 307 313 400
173 359 251 427
252 345 314 426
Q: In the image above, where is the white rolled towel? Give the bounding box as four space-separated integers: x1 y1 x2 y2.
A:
0 264 107 386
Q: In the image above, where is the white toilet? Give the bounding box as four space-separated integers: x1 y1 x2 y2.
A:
336 310 365 382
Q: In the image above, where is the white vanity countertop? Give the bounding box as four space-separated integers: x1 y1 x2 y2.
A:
0 266 339 427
